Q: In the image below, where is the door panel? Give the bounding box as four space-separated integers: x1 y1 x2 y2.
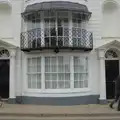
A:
0 60 9 98
105 60 119 99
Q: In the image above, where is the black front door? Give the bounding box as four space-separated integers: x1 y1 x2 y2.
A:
0 60 9 98
105 60 119 99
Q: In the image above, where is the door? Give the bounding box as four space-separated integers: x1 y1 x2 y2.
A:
105 60 119 99
0 60 9 98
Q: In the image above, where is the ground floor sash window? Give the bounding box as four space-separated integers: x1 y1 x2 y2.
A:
45 56 70 89
27 56 88 90
27 57 41 89
74 57 88 88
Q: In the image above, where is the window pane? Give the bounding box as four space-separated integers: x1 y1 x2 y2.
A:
58 73 64 81
44 18 49 28
51 73 57 80
58 81 64 88
58 27 63 36
50 28 56 36
63 18 68 27
36 19 41 28
45 81 51 89
52 81 57 89
58 18 62 27
37 74 41 88
45 57 50 72
45 73 51 80
28 74 32 88
84 79 88 87
65 81 70 88
31 74 37 88
50 18 55 27
65 73 70 81
26 12 41 31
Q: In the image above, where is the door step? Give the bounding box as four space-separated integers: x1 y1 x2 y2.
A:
2 98 8 103
107 99 114 103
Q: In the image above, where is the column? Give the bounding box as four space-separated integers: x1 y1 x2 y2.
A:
68 12 72 47
9 49 16 103
41 11 45 47
98 49 107 104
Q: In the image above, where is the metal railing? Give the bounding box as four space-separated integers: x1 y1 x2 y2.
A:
21 28 93 51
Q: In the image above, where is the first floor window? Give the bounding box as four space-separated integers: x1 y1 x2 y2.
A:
27 56 88 90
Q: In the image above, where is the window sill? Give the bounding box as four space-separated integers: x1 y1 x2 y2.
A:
25 88 90 94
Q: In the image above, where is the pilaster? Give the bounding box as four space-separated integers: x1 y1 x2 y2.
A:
9 49 16 102
97 49 107 104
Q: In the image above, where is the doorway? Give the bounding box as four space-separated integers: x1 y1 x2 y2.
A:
0 60 9 98
105 60 119 99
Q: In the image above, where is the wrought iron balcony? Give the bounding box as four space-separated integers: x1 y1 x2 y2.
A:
21 28 93 52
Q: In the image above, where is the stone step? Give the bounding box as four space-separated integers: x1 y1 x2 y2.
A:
2 99 8 103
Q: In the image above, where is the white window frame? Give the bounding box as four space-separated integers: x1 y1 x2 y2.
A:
24 53 90 93
23 11 87 48
73 56 88 88
27 57 41 89
44 56 71 89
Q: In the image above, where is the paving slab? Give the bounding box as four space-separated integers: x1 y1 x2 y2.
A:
0 104 119 115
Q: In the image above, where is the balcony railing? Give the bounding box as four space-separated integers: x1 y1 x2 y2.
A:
21 28 93 52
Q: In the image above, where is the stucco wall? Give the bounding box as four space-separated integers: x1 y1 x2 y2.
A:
2 0 120 101
15 0 102 98
0 0 23 46
0 3 12 44
24 0 102 48
99 0 120 46
1 0 119 49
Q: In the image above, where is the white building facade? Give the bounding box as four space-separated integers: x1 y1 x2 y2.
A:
0 0 120 105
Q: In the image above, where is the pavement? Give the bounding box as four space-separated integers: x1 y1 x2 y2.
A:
0 103 119 115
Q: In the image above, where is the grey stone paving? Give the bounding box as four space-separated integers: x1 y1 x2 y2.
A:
0 104 119 114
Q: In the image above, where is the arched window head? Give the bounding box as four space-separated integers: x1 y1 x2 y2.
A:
105 49 118 58
0 49 10 58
